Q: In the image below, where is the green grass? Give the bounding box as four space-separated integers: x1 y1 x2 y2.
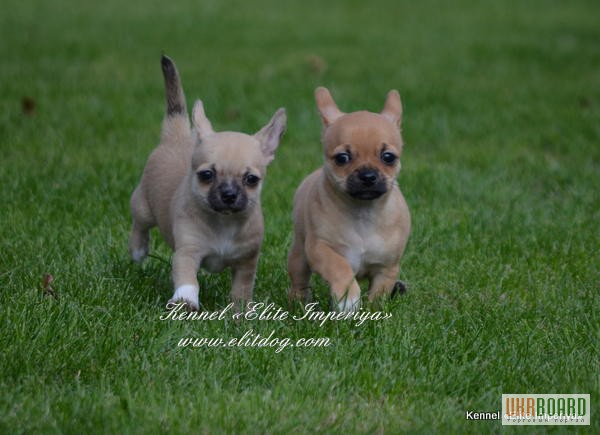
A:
1 0 599 433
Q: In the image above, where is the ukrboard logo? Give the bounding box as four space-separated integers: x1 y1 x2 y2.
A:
502 394 590 425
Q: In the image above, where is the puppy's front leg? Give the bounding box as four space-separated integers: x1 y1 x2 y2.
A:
306 239 361 312
230 255 259 312
170 245 203 310
367 265 399 302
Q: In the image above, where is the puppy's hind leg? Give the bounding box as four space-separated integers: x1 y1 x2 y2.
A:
367 265 399 302
129 185 154 263
230 255 259 312
287 237 313 304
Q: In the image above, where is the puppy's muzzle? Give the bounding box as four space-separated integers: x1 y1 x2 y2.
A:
357 169 379 186
220 186 238 204
208 182 248 213
346 167 388 200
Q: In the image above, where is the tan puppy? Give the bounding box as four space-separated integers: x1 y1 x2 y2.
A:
288 87 410 312
129 55 286 310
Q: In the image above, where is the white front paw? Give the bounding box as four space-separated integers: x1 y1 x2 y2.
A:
169 285 199 311
131 248 148 263
337 295 361 313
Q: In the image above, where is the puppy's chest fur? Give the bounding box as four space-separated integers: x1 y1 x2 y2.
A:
199 221 257 272
340 211 399 277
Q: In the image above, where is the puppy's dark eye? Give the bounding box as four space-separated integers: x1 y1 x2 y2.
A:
244 174 261 186
334 152 352 165
381 151 397 165
197 170 214 183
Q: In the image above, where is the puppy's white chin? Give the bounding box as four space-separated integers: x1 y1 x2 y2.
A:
169 284 200 310
337 296 361 312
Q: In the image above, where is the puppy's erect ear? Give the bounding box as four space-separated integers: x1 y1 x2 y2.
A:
381 90 403 126
192 100 215 139
255 108 286 163
315 87 344 127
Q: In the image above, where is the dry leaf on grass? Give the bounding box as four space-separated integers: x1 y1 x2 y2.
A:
42 274 58 299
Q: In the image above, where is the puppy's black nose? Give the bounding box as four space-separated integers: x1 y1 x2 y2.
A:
358 169 379 186
220 187 238 204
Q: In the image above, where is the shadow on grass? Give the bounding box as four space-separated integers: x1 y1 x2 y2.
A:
108 246 238 312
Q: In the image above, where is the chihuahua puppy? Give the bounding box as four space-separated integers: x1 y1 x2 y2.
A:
129 55 286 310
288 87 410 312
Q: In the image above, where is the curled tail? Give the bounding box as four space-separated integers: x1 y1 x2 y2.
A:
161 55 187 117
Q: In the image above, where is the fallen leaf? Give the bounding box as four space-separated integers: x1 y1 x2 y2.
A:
306 54 327 75
22 97 36 116
42 273 58 299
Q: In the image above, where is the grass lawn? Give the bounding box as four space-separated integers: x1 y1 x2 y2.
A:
1 0 598 433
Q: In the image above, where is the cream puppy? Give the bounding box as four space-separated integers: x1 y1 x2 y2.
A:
129 55 286 310
288 87 410 312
